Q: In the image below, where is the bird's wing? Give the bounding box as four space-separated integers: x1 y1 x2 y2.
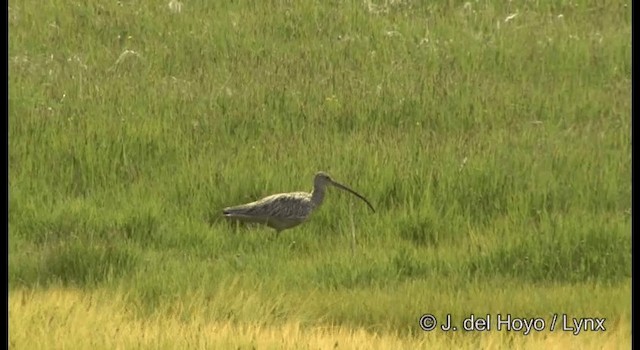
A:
224 192 312 220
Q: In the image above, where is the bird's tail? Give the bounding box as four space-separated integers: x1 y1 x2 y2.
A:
222 207 245 216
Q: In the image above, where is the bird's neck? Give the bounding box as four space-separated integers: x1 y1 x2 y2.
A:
310 185 326 207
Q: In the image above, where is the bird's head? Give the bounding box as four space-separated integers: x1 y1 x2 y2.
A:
314 171 333 187
312 171 375 213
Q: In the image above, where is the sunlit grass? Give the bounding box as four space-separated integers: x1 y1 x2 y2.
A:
10 288 631 349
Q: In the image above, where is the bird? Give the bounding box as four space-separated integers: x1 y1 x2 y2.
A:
222 171 375 233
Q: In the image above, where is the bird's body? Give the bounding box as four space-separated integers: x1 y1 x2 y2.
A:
223 172 374 233
223 191 318 232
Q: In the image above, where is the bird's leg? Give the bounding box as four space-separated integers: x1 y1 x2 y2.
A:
230 220 238 233
267 229 280 241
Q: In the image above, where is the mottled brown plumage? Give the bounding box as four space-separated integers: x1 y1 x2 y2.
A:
223 172 375 233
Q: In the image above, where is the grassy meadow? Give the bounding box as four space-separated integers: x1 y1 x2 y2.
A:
9 0 631 348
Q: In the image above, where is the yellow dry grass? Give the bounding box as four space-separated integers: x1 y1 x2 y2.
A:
9 288 630 349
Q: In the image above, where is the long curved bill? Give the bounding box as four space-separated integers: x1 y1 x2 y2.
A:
330 180 376 213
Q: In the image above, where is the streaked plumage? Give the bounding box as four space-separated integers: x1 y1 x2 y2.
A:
223 172 375 233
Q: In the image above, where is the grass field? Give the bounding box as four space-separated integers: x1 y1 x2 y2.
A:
9 0 631 348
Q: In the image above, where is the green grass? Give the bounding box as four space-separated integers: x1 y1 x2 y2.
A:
10 0 630 345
